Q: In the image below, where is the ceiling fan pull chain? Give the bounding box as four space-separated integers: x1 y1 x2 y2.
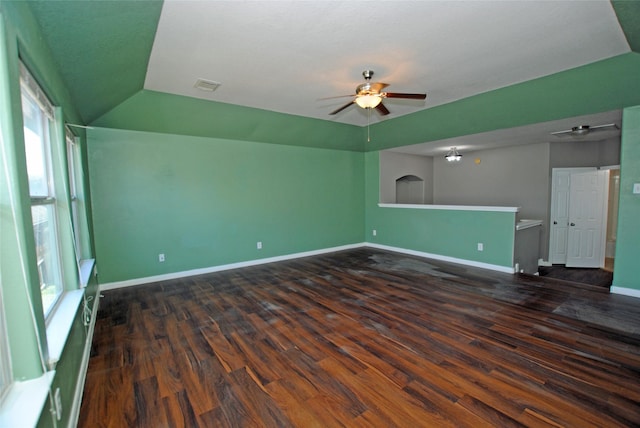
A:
367 108 371 142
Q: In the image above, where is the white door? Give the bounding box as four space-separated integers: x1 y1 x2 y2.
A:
549 168 595 264
566 170 609 268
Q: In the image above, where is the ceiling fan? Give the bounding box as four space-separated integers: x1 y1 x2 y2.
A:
551 123 619 137
326 70 427 116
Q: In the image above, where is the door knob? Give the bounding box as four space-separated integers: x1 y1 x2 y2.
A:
553 221 558 225
570 222 575 226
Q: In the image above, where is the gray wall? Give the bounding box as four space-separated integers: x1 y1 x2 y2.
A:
434 143 550 220
379 151 433 203
550 138 620 169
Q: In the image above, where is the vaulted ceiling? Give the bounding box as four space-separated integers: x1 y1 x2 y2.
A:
26 0 640 128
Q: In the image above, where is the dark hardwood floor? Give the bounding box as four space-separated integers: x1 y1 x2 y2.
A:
537 265 613 289
79 248 640 427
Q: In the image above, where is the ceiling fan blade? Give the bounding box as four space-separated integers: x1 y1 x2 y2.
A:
329 101 355 115
375 102 390 115
550 129 572 136
369 82 390 93
318 94 355 101
384 92 427 100
590 123 618 131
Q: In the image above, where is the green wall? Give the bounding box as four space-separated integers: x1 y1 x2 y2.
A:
613 106 640 292
92 89 366 152
364 152 516 269
367 53 640 150
88 127 365 284
25 0 163 124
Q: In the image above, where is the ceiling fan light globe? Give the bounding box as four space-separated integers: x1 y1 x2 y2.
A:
355 94 382 109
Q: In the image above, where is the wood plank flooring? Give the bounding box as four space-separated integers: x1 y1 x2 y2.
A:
78 248 640 427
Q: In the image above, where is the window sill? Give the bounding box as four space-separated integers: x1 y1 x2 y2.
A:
46 259 95 367
46 290 84 367
79 258 95 288
0 371 55 428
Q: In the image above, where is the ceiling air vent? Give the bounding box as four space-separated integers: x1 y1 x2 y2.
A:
194 78 221 92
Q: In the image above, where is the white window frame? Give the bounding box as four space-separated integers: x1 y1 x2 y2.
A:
64 127 95 288
66 129 82 261
20 62 65 317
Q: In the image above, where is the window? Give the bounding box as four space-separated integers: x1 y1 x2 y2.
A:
20 64 64 316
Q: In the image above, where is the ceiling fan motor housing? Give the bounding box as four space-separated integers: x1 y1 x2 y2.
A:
357 82 374 95
572 125 590 134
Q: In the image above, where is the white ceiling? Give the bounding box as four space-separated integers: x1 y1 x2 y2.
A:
145 0 629 127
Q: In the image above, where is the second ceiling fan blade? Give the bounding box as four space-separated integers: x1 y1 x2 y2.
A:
384 92 427 100
329 101 355 115
376 103 390 115
318 94 355 100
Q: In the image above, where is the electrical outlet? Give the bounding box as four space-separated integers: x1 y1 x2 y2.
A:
477 243 484 252
158 253 165 262
634 183 640 194
372 229 377 236
257 241 262 250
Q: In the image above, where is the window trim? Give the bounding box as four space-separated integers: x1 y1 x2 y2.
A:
66 129 83 262
20 63 65 318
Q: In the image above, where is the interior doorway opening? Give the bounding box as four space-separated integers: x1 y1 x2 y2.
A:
545 166 619 288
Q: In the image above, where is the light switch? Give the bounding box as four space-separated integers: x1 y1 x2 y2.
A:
634 183 640 194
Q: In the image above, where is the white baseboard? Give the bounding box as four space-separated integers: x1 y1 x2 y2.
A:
365 243 515 273
100 243 365 290
610 286 640 299
100 242 516 291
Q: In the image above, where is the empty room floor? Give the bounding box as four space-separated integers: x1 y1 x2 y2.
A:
79 248 640 427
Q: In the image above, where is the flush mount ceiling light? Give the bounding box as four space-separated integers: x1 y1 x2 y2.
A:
445 147 462 162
